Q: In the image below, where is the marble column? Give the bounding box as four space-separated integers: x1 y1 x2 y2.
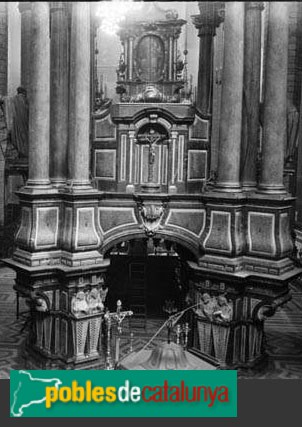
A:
26 2 51 187
241 2 264 190
50 2 68 186
18 2 32 93
68 2 91 189
192 3 223 116
216 2 244 192
258 2 288 194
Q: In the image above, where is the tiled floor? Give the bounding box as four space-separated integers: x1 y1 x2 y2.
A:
1 266 302 379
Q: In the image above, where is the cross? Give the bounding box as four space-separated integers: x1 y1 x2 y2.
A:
137 128 166 183
104 300 133 370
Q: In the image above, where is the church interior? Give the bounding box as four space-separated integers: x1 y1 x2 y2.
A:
1 1 302 377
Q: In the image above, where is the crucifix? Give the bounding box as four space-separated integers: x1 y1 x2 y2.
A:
138 128 166 184
104 300 133 370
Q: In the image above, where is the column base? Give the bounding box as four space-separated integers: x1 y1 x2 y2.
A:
22 183 58 195
64 181 97 193
257 184 287 195
214 182 242 193
141 183 161 193
242 183 257 192
168 185 178 194
126 184 135 194
51 179 66 188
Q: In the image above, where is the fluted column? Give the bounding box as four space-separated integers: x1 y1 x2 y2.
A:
258 2 289 194
18 2 32 93
192 3 224 116
67 2 91 189
26 2 51 187
216 2 244 192
50 2 68 186
241 2 264 190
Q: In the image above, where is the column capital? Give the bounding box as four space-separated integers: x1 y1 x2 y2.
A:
192 2 225 36
18 2 32 14
49 2 68 13
246 2 265 12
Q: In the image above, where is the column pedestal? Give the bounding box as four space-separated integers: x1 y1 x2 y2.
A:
10 260 109 369
187 261 293 368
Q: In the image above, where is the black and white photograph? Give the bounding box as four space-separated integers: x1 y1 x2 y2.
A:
0 0 302 388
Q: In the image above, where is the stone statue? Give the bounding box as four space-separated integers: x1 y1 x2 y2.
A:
286 100 299 164
0 87 29 159
213 295 233 323
71 291 89 317
99 286 108 303
87 288 104 313
195 292 216 320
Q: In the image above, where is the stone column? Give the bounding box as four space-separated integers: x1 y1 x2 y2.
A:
192 3 223 116
18 2 32 93
258 3 289 194
50 2 69 186
241 2 264 190
68 2 91 189
216 2 244 192
26 2 51 187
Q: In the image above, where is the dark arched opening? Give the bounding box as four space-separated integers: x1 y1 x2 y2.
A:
104 237 196 325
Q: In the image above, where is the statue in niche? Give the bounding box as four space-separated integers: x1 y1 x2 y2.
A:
71 291 89 317
117 53 127 81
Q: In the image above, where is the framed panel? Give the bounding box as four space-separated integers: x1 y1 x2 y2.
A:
94 149 116 181
187 150 207 181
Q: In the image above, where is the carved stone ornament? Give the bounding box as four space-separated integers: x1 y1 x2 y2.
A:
137 202 165 237
71 288 107 318
256 294 291 321
35 297 49 313
194 292 233 323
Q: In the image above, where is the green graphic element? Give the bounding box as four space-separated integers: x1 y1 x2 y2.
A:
10 370 237 418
